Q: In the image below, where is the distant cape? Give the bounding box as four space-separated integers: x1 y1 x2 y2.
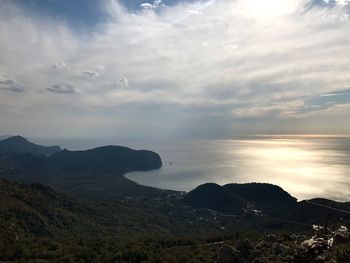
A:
0 135 165 199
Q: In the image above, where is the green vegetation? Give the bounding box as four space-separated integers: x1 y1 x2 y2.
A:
0 136 349 262
1 178 350 262
181 182 297 215
0 137 165 200
0 178 245 262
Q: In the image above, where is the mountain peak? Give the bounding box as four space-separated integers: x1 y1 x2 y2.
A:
3 135 29 143
0 135 61 156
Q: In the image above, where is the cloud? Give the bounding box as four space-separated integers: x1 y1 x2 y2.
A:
140 0 165 10
96 65 105 71
187 10 203 15
307 0 350 8
118 77 129 87
0 73 26 93
46 83 78 94
140 3 155 9
0 73 15 85
0 0 350 137
299 88 350 113
51 60 67 70
81 70 100 79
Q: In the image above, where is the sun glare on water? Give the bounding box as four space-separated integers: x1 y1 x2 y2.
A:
237 138 349 200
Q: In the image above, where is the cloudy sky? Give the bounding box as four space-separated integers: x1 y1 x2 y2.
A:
0 0 350 139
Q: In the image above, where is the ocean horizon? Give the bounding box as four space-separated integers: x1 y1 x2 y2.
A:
32 134 350 202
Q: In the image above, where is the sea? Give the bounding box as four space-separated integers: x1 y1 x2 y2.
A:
35 135 350 201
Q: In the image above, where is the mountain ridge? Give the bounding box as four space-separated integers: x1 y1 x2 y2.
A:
0 136 166 200
181 182 297 215
0 135 61 156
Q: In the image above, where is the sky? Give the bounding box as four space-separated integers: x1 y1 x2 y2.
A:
0 0 350 139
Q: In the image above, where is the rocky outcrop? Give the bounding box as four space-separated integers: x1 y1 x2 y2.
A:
216 226 350 263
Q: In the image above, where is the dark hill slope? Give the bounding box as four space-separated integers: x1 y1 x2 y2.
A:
181 183 244 213
223 183 296 205
0 179 90 239
224 183 297 216
0 136 61 156
182 183 350 224
0 145 162 178
182 183 298 216
286 198 350 224
49 145 162 173
0 152 49 182
0 142 166 199
0 178 176 261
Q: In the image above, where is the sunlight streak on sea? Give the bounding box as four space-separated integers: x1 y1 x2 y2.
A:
126 136 350 201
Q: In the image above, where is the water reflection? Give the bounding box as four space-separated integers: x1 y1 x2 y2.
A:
126 136 350 201
232 138 349 201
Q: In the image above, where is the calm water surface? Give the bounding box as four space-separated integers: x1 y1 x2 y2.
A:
36 135 350 201
125 136 350 201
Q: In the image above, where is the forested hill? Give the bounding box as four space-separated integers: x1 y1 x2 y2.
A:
181 182 297 215
0 136 165 199
0 136 61 156
49 145 162 173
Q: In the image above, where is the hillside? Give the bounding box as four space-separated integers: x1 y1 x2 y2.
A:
0 178 210 261
180 183 245 213
222 183 297 205
287 198 350 224
49 145 162 173
181 183 297 216
0 137 167 200
1 179 350 262
0 136 61 156
181 182 350 229
0 178 90 237
0 178 279 262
